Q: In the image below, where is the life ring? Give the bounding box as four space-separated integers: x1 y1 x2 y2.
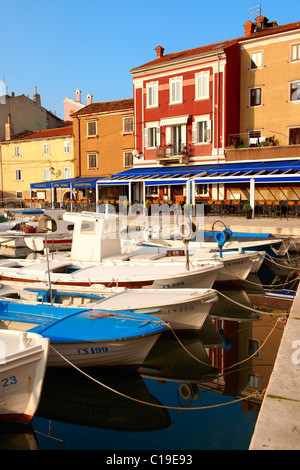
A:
178 383 199 400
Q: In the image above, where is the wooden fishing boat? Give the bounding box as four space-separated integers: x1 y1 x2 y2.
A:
0 330 49 424
0 282 219 331
0 301 167 368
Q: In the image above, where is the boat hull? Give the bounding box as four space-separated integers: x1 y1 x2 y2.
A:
0 259 223 289
46 333 162 368
0 330 49 424
25 235 72 252
0 305 167 368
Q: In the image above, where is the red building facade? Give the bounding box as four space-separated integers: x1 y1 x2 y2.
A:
130 39 241 168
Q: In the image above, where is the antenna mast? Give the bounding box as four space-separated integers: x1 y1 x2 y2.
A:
248 4 261 19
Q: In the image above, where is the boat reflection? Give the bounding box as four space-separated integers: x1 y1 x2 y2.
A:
36 368 170 432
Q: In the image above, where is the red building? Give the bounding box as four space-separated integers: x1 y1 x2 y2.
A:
130 39 241 168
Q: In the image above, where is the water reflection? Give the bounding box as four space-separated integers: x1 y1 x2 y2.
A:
0 253 295 450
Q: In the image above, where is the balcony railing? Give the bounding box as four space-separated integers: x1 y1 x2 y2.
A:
156 144 189 165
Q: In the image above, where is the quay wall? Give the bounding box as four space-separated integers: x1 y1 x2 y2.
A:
249 283 300 450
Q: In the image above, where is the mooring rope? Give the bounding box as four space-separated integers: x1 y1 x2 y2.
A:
224 264 300 289
49 343 260 410
215 289 291 316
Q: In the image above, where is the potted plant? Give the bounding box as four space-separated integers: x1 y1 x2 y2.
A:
243 203 252 219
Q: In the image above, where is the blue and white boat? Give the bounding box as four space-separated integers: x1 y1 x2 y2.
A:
0 300 167 368
0 281 218 332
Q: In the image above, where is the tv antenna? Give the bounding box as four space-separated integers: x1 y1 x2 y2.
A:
248 4 261 19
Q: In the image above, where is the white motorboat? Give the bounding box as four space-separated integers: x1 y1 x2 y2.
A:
0 281 218 331
0 257 222 290
0 209 73 251
0 330 49 424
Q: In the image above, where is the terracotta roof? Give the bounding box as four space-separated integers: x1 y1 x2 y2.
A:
130 20 300 72
7 126 73 142
72 98 134 117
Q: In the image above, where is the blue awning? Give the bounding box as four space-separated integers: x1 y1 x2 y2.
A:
193 159 300 184
31 177 99 190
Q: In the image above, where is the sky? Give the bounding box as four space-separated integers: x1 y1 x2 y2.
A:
1 0 298 120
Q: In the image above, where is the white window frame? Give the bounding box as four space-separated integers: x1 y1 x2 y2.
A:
16 191 23 199
192 115 212 144
123 151 133 168
290 80 300 102
15 169 22 181
145 122 161 148
43 143 50 155
196 183 209 197
64 166 72 179
123 115 134 134
195 71 209 100
64 141 71 154
87 153 98 170
43 167 51 180
146 81 158 108
87 120 97 137
250 51 263 70
169 76 183 104
14 145 21 157
291 43 300 62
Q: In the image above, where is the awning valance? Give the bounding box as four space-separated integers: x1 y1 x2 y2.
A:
160 115 190 126
31 177 99 190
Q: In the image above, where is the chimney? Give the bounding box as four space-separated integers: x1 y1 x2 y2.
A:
75 89 81 103
33 86 41 106
86 93 93 105
244 19 255 36
256 15 268 31
155 45 165 59
5 113 14 141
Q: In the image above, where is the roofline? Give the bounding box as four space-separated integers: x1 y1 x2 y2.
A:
71 98 134 118
130 44 235 76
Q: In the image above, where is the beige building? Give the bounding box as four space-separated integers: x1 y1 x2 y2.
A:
0 88 62 141
240 16 300 147
0 126 74 203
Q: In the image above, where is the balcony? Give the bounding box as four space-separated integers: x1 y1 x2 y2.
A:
156 144 189 166
226 134 300 162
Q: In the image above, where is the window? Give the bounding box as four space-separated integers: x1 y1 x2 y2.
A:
248 373 260 390
123 116 133 134
248 130 261 146
124 151 133 168
15 169 22 181
43 143 50 155
250 51 263 69
250 87 262 107
16 192 23 199
192 116 212 144
146 81 158 107
80 221 96 234
14 146 21 157
195 71 209 100
248 339 259 358
64 166 72 179
170 77 182 104
291 43 300 62
290 81 300 102
289 128 300 145
196 184 209 197
43 167 51 180
87 120 97 137
64 141 71 154
145 123 160 148
88 153 97 169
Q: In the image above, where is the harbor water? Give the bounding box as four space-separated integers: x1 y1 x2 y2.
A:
0 250 298 451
